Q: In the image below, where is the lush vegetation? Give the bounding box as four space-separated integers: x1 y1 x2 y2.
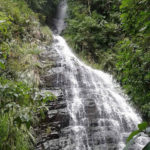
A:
0 0 55 149
25 0 60 24
64 0 122 70
116 0 150 120
64 0 150 121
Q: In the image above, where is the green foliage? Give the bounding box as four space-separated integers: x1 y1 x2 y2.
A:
0 77 55 149
127 122 148 142
0 0 37 40
114 0 150 119
115 38 150 119
64 0 122 65
0 0 55 149
0 114 30 150
0 0 52 77
120 0 150 36
0 0 38 74
0 11 11 70
0 12 12 41
25 0 60 24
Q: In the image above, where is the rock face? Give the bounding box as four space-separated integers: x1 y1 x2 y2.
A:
35 35 149 150
35 46 71 150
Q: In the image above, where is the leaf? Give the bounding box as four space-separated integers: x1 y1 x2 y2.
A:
127 130 140 143
138 122 148 131
0 60 5 69
25 121 31 129
124 133 141 150
14 117 22 127
27 130 36 144
139 26 147 32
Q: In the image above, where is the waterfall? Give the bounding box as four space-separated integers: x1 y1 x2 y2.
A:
54 0 68 34
37 0 149 149
50 34 149 150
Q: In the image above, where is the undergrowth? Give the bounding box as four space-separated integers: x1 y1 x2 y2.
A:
0 0 55 149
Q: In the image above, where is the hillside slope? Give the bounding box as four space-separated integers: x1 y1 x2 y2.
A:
0 0 56 149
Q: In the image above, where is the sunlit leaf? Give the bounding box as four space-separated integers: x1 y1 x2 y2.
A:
127 130 140 143
138 122 148 131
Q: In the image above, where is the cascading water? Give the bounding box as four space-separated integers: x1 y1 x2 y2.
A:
53 0 68 34
50 35 149 149
37 0 149 149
